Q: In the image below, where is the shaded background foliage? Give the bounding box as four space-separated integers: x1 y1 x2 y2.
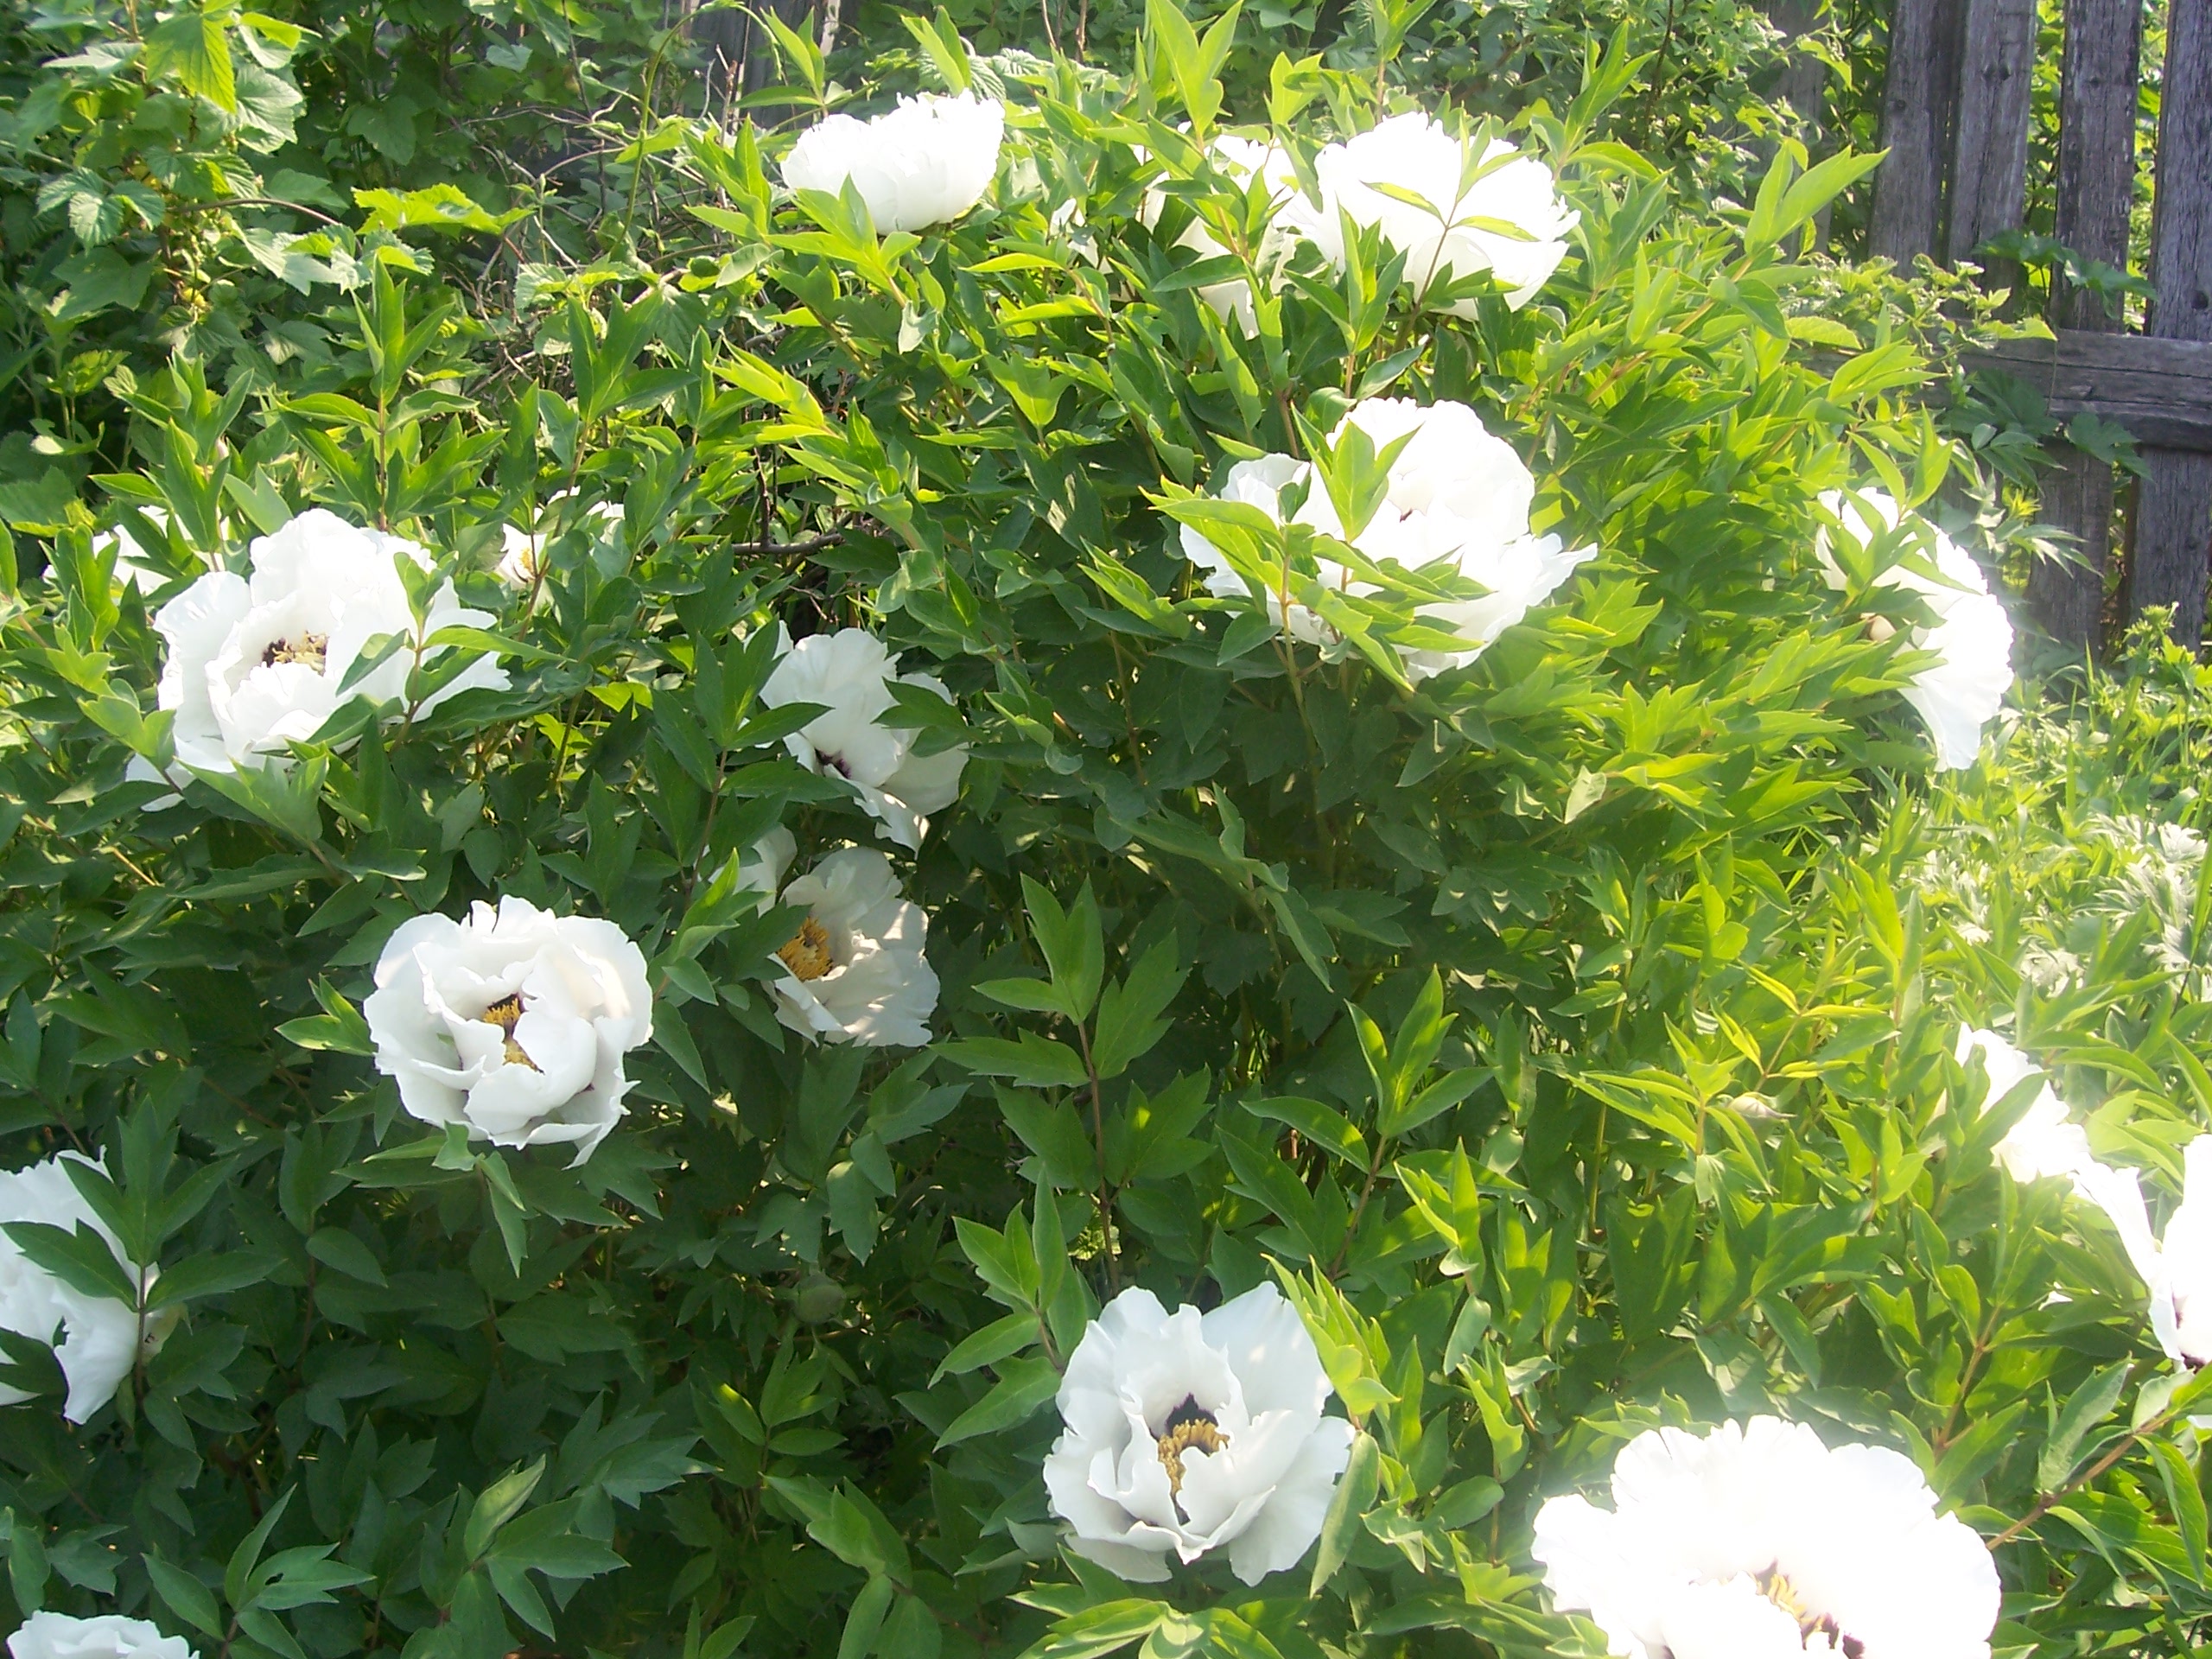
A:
3 0 2212 1657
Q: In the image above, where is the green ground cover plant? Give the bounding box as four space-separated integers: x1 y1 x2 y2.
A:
2 0 2209 1656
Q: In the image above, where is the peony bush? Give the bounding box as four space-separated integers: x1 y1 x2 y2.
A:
2 3 2210 1658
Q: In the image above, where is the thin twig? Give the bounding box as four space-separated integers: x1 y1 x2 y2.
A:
728 531 845 554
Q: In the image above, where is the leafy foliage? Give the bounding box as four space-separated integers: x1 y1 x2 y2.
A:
0 0 2208 1656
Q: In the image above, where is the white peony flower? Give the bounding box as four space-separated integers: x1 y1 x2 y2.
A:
781 92 1005 233
765 847 938 1047
1043 1282 1356 1586
1816 489 2015 772
2074 1134 2212 1369
760 628 968 850
498 496 625 589
364 898 653 1166
1533 1416 2000 1659
1954 1026 2098 1187
0 1154 166 1422
1140 135 1310 333
7 1611 195 1659
137 509 508 791
1179 397 1592 682
1306 114 1577 315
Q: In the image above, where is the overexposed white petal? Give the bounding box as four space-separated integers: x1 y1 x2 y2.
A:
1817 489 2014 772
363 897 652 1166
8 1611 196 1659
144 509 508 795
1043 1282 1353 1586
782 93 1004 232
761 628 968 849
1954 1026 2097 1187
766 847 938 1047
1534 1417 1999 1659
1306 115 1576 314
1179 398 1590 682
0 1154 166 1422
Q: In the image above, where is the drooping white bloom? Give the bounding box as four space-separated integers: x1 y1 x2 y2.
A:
1043 1282 1355 1586
2075 1134 2212 1368
1179 397 1593 682
1533 1416 2000 1659
364 898 653 1166
0 1154 165 1422
1306 114 1577 314
498 496 626 588
781 92 1005 232
764 847 938 1048
1954 1026 2097 1187
1140 135 1310 332
7 1611 195 1659
761 628 968 850
1816 489 2015 772
139 509 508 787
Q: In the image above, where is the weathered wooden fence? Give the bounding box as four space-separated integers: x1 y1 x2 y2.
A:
1867 0 2212 650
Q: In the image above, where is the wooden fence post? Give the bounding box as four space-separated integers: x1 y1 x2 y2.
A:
1944 0 2037 270
2126 0 2212 649
2027 0 2143 648
1870 0 1967 263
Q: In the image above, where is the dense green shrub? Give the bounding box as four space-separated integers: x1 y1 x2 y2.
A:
2 3 2210 1658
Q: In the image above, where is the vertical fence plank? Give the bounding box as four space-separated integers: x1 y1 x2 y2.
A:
2127 0 2212 647
1871 0 1968 262
2028 0 2144 648
1945 0 2038 266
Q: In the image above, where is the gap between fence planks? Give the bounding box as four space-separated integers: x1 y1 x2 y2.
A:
2026 0 2142 644
2126 0 2212 649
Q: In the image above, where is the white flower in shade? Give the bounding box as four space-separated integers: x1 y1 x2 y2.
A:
1306 115 1577 314
364 898 653 1166
766 847 938 1047
93 505 183 593
1043 1282 1355 1586
1533 1416 2000 1659
1816 489 2015 772
2074 1135 2212 1369
781 92 1004 232
7 1611 195 1659
0 1154 166 1422
498 496 625 588
760 628 968 850
1140 135 1310 333
138 509 508 789
1955 1026 2097 1187
1179 397 1592 682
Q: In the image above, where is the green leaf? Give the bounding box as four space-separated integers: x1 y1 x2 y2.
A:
146 1249 282 1309
465 1459 547 1560
1309 1429 1379 1593
935 1355 1061 1446
930 1311 1039 1384
838 1575 894 1659
2038 1363 2132 1493
1016 1600 1168 1659
144 1555 221 1637
938 1035 1090 1090
2153 1437 2208 1584
1 1221 136 1306
144 8 237 110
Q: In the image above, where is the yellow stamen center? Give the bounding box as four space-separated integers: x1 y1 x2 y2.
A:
262 632 329 671
777 917 835 981
1156 1399 1228 1496
479 994 536 1069
1758 1568 1860 1657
